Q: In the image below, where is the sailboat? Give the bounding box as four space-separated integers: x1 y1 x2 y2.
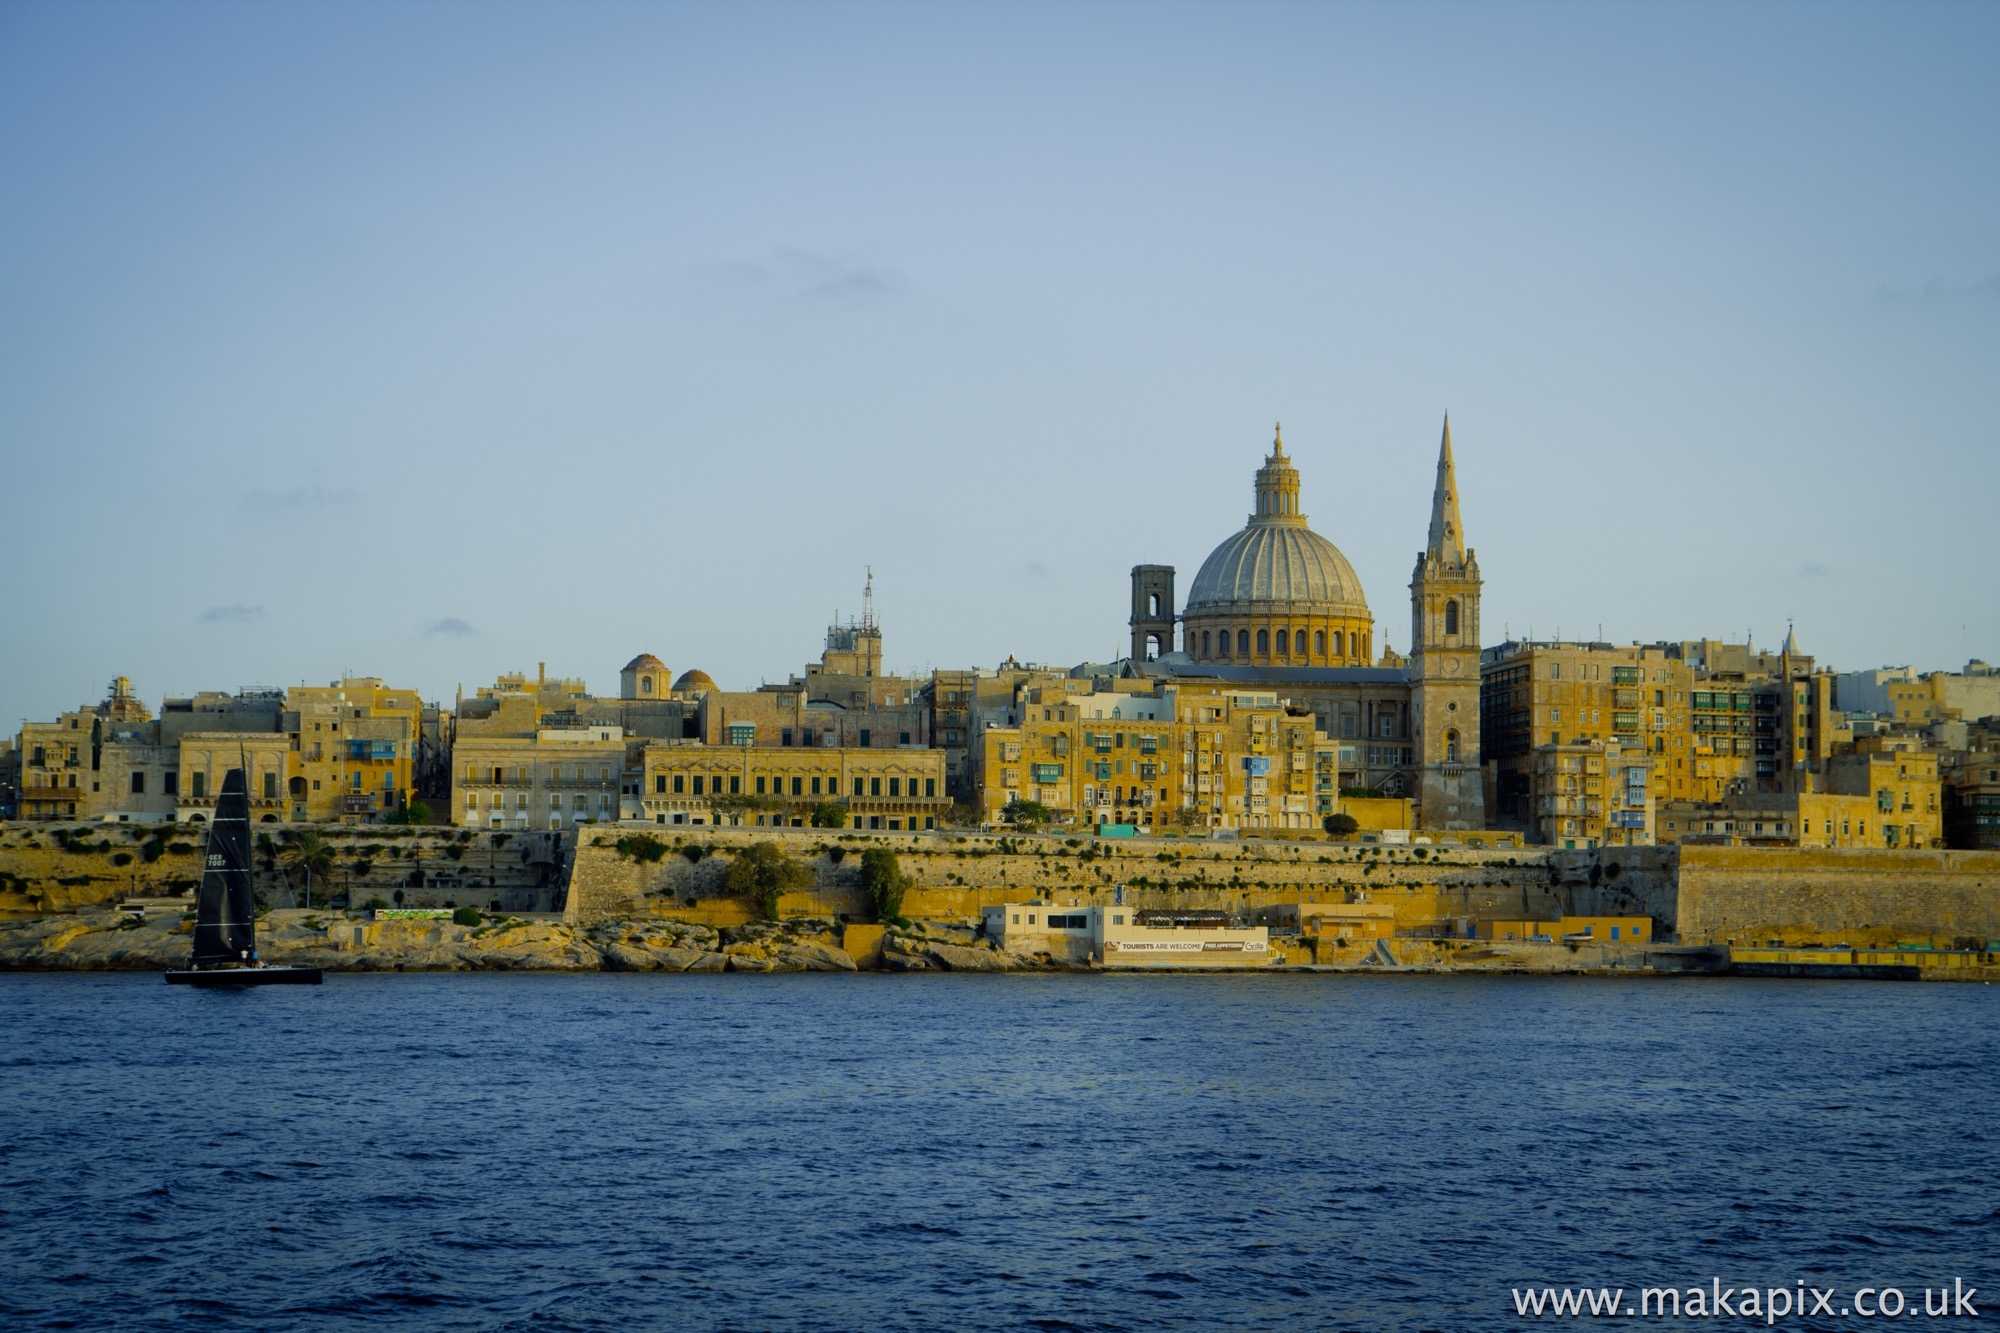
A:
165 767 322 986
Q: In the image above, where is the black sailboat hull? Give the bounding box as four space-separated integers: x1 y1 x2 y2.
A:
166 966 323 986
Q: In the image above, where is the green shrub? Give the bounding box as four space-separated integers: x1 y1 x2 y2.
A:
859 847 909 922
681 844 706 864
1323 813 1360 837
615 834 670 864
111 852 133 867
722 842 812 921
452 906 483 926
808 800 849 829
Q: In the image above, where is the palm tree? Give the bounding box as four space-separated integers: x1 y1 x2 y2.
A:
278 829 336 909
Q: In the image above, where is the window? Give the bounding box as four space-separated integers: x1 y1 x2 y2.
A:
756 776 767 795
1201 630 1212 657
1314 630 1325 656
870 777 882 796
730 776 741 794
1444 600 1458 635
900 731 911 745
1551 663 1561 680
1237 629 1249 656
781 728 793 747
264 772 278 800
888 777 901 797
130 771 146 794
164 771 178 795
859 729 871 747
1257 629 1269 655
925 778 936 797
674 774 685 793
192 771 207 799
811 777 821 795
655 774 667 794
853 777 864 797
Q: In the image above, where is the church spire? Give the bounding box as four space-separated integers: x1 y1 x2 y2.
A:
1426 413 1464 563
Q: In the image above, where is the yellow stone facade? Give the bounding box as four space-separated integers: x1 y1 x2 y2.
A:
978 682 1337 833
638 742 946 830
284 678 423 822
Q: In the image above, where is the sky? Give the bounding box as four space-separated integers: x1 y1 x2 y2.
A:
2 1 1995 727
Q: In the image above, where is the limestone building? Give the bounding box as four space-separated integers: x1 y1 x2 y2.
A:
1116 419 1486 831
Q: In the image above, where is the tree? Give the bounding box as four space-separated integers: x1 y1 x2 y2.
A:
809 800 849 829
1003 799 1051 832
1323 813 1360 838
722 841 814 921
1168 805 1207 832
858 846 909 923
382 800 433 826
278 829 336 909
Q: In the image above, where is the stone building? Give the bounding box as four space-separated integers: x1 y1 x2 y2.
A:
283 678 423 821
1114 418 1485 830
977 679 1338 833
635 741 947 830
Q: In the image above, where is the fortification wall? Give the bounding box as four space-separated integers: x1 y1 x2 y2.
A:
1674 846 2000 946
563 826 1570 930
0 823 562 916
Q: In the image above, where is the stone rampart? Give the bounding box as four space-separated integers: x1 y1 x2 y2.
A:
0 823 562 916
563 826 1569 930
1674 846 2000 946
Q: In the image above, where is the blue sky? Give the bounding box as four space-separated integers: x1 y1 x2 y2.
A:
2 1 1994 725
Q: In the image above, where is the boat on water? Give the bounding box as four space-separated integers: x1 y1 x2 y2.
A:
165 768 322 987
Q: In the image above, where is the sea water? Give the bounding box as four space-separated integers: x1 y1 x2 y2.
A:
2 972 1994 1331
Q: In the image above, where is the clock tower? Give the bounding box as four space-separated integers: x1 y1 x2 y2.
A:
1409 415 1486 830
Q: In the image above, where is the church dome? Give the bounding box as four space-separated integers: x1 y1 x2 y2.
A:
1185 523 1368 618
1184 428 1369 619
672 669 716 693
1178 426 1376 668
623 653 667 672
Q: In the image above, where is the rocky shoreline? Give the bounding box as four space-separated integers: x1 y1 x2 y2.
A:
0 907 1755 977
0 909 1083 975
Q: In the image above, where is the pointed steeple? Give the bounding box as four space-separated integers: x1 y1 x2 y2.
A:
1783 621 1801 657
1426 413 1464 564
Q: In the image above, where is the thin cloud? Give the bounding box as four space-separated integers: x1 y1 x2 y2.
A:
1871 275 2000 307
423 617 477 638
240 484 360 513
1796 562 1831 578
690 248 906 306
199 604 264 623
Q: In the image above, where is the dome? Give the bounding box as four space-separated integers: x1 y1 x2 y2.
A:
1185 522 1369 618
1176 426 1377 668
623 653 666 672
672 669 716 693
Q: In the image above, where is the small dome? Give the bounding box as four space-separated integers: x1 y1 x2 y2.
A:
623 653 667 672
672 669 716 693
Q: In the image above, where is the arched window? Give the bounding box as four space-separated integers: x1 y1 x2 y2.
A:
1202 630 1212 658
1218 631 1231 659
1237 629 1250 656
1314 630 1326 656
1256 629 1269 656
1445 729 1459 763
1149 593 1161 616
1445 600 1459 636
1294 629 1308 655
641 675 654 693
1145 634 1161 661
1347 631 1357 657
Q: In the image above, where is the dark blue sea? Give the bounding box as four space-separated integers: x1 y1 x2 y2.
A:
2 973 1994 1331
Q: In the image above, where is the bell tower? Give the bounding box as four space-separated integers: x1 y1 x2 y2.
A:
1409 415 1485 829
1130 565 1177 661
